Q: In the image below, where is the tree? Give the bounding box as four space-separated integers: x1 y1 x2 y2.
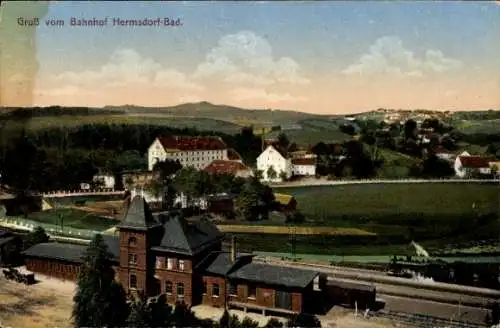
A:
266 165 277 181
153 159 182 180
127 293 151 328
265 318 284 328
403 119 418 140
421 155 454 178
279 170 288 182
172 301 199 327
287 313 321 328
234 181 261 221
73 234 128 328
276 133 290 154
25 226 50 249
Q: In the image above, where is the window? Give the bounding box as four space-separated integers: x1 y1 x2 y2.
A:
128 237 137 246
165 281 173 294
202 281 207 295
212 283 220 297
229 282 237 296
177 283 184 298
178 260 185 271
247 284 256 299
128 253 138 265
129 274 137 289
166 258 174 270
156 257 163 269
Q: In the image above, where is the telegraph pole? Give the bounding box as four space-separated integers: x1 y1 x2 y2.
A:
289 226 297 260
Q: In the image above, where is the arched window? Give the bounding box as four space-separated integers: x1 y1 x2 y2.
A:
129 274 137 289
128 237 137 246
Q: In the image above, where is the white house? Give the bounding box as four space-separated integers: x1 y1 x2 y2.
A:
454 151 492 178
256 145 293 182
92 173 115 189
291 158 316 176
148 136 229 171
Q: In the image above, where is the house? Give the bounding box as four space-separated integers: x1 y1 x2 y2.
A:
291 158 316 177
121 170 155 189
257 146 317 182
0 229 23 266
93 172 116 189
273 193 297 214
148 136 229 171
256 145 293 182
454 152 493 178
22 195 327 314
203 160 253 178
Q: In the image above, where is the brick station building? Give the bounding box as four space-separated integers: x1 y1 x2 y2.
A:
22 195 326 314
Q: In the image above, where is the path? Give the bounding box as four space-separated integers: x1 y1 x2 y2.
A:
270 178 499 188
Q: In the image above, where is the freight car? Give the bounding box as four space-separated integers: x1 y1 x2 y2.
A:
326 279 376 309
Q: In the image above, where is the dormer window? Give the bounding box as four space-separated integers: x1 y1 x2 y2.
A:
128 237 137 246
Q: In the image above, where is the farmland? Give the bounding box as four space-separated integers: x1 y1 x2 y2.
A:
231 182 500 256
216 224 375 236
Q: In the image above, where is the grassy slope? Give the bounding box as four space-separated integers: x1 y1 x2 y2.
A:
25 208 116 231
281 183 499 221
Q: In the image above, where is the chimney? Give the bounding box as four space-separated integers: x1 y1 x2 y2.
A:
230 235 236 263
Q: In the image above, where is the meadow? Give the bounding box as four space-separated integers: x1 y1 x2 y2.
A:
24 208 117 231
232 182 500 256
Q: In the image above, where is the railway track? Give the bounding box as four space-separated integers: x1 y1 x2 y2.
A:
371 310 489 328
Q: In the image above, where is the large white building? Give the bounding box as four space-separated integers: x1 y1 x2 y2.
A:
256 145 316 182
148 136 229 171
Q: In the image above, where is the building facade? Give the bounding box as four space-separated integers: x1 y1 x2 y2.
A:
148 136 229 171
256 146 293 182
22 195 325 314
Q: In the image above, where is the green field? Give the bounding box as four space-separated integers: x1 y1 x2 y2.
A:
235 182 500 255
25 208 117 231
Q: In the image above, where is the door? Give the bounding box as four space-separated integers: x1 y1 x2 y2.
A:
275 290 292 310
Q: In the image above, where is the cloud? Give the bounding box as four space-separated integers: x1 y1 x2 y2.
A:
231 87 306 104
342 36 462 77
194 31 310 86
48 49 203 91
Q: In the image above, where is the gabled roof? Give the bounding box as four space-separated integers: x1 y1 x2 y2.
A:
152 215 223 255
197 251 254 276
458 156 492 168
157 136 227 151
260 145 287 160
22 235 120 264
228 262 319 288
117 195 162 231
204 160 250 175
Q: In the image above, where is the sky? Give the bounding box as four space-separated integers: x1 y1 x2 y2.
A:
2 1 500 114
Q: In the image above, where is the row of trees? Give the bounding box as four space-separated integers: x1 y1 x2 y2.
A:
148 162 278 221
73 234 321 328
0 124 263 192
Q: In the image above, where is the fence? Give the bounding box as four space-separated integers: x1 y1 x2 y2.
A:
0 216 100 240
272 178 499 188
41 189 124 197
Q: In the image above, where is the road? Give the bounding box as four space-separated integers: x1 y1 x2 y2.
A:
270 178 498 188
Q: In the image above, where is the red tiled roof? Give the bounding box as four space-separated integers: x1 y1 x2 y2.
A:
203 160 250 175
158 136 227 151
458 156 491 168
227 148 242 161
291 158 316 166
